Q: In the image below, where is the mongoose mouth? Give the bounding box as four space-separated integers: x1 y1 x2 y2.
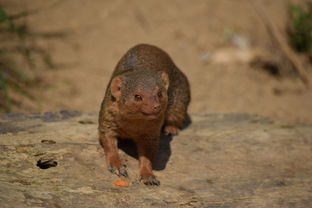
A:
141 111 161 118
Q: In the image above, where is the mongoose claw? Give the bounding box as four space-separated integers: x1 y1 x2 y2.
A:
140 175 160 186
108 165 128 178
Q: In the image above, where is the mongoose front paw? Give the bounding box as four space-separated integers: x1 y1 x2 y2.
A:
140 175 160 186
164 125 180 135
108 165 128 178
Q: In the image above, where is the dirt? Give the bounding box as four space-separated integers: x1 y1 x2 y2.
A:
2 0 312 124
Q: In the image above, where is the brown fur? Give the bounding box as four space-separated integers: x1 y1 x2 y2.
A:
98 44 190 185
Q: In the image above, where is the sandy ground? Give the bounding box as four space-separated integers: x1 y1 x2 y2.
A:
3 0 312 124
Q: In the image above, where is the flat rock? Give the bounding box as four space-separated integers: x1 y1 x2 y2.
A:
0 111 311 207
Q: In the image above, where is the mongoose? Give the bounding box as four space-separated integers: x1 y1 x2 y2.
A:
98 44 190 186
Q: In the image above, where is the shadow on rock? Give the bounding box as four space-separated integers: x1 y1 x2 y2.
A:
183 113 192 129
117 138 138 159
117 114 192 171
154 133 172 171
117 134 173 171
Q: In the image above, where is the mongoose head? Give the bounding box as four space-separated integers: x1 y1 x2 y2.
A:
110 70 169 120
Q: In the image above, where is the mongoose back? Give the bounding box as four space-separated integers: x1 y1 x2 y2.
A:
98 44 190 186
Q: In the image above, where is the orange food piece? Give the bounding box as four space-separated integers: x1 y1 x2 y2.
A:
114 179 129 187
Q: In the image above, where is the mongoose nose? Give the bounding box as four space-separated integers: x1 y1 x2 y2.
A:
153 104 160 111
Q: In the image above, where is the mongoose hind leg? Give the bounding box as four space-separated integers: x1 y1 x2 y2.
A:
164 125 180 135
164 80 190 135
164 107 187 135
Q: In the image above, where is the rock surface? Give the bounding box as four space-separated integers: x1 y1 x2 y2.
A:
0 111 311 207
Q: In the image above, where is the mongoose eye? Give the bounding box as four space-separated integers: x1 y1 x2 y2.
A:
157 91 163 98
134 94 143 101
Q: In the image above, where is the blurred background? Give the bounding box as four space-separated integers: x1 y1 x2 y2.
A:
0 0 311 124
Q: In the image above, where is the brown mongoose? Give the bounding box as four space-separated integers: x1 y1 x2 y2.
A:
98 44 191 186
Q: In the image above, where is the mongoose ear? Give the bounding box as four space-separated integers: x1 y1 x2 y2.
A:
159 71 169 90
110 76 123 99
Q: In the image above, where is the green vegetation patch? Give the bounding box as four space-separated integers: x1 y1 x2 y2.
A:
288 3 312 53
